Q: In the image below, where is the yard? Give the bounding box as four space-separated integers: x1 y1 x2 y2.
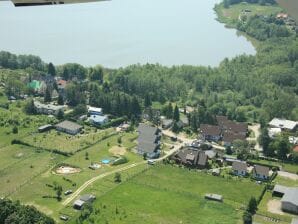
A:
66 164 264 224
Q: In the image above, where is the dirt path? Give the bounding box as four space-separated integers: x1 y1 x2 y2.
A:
248 124 262 152
267 199 284 215
278 171 298 180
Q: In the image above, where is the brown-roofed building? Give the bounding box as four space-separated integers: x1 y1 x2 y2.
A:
200 124 221 142
222 132 246 147
232 161 247 176
172 148 208 169
55 120 83 135
293 145 298 153
252 165 270 180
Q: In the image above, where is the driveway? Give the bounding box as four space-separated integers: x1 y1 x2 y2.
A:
248 124 263 152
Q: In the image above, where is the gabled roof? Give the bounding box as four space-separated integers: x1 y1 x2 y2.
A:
269 118 297 130
223 131 246 143
55 120 83 131
137 124 160 154
232 161 247 172
198 152 208 166
281 188 298 206
253 165 269 176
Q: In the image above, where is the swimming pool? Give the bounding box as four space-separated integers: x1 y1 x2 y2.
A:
101 159 111 164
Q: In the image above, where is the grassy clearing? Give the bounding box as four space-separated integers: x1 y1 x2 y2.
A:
22 128 116 153
67 164 264 224
10 132 141 219
273 175 298 187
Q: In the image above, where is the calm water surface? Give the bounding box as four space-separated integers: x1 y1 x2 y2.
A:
0 0 255 68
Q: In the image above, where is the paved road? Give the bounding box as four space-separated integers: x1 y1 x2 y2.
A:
62 131 183 207
278 171 298 180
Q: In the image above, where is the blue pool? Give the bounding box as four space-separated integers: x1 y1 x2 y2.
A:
101 159 111 164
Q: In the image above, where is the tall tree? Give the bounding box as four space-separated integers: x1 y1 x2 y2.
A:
48 62 56 76
173 105 180 122
44 86 52 103
57 94 64 105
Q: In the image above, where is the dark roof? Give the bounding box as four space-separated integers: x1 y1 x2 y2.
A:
200 124 221 136
223 132 246 143
216 116 247 134
55 120 83 131
216 115 229 126
232 161 247 172
198 151 208 166
138 124 160 154
253 165 269 176
281 188 298 206
79 194 96 203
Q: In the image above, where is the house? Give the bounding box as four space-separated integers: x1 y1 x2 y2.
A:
289 136 298 145
34 101 66 115
281 188 298 214
73 194 96 210
232 161 247 176
222 132 246 147
205 194 223 202
88 106 103 115
55 120 83 135
272 184 289 197
252 165 270 180
137 124 161 159
172 148 208 169
276 13 288 20
293 145 298 153
177 117 189 128
162 119 174 129
268 127 282 139
38 124 53 133
27 80 43 92
200 124 221 141
269 118 297 132
89 115 108 126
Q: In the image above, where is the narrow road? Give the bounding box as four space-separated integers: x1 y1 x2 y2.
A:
248 124 262 152
62 135 182 206
62 162 144 206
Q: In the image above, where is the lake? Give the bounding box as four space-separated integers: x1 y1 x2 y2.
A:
0 0 255 68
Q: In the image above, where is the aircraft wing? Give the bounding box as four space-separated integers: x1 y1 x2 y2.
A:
11 0 108 6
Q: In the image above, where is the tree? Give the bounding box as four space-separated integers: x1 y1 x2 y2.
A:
114 172 121 183
173 105 180 122
143 153 147 160
48 62 56 76
276 137 290 160
117 136 122 145
226 146 233 155
131 96 141 117
57 109 64 120
24 99 36 115
73 104 87 116
223 0 230 8
247 197 257 214
242 211 252 224
44 86 52 103
56 185 63 201
89 66 103 83
259 128 271 156
57 94 64 105
172 121 180 133
85 152 89 160
144 93 152 107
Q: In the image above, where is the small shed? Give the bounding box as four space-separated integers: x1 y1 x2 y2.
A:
38 124 53 133
205 193 223 202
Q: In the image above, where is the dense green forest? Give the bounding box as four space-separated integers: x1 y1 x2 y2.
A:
0 199 54 224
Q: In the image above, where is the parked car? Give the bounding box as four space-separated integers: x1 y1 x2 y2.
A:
64 190 73 195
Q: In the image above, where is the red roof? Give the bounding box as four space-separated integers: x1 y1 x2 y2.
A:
293 145 298 153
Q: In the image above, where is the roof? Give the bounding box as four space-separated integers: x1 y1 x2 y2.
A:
55 120 83 131
269 118 297 130
80 194 96 202
28 80 41 90
232 161 247 172
198 151 208 166
281 188 298 206
38 124 52 130
137 124 160 154
253 165 269 176
88 106 102 114
268 128 282 138
293 145 298 153
200 124 221 136
174 148 199 164
162 119 173 126
57 79 67 88
90 115 108 123
204 150 216 159
205 193 223 201
73 199 85 207
223 132 246 143
273 185 289 194
34 101 65 111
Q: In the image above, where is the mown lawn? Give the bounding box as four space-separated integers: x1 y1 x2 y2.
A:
68 165 264 224
22 128 116 153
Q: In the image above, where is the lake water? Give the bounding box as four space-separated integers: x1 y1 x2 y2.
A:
0 0 255 68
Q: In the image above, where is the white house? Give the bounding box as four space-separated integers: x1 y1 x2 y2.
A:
88 106 103 115
269 118 297 132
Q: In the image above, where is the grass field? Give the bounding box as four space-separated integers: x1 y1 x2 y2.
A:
66 164 264 224
22 128 116 153
8 132 141 220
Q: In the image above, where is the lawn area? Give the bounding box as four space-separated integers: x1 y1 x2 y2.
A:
22 127 116 153
215 2 282 27
250 159 298 174
273 175 298 187
0 144 65 197
10 132 141 220
67 164 264 224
